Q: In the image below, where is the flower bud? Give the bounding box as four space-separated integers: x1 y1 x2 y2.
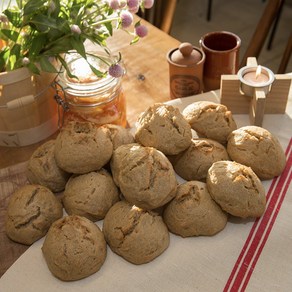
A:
120 11 133 28
143 0 154 9
108 0 120 10
109 63 124 78
135 24 148 38
22 57 30 65
70 24 81 35
0 13 8 24
127 0 139 9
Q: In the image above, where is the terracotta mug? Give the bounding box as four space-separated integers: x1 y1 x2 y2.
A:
200 31 241 91
167 42 205 99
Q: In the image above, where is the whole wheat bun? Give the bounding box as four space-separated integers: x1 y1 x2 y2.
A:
103 200 169 264
206 160 266 218
227 126 286 180
42 215 107 281
5 184 63 245
163 181 227 237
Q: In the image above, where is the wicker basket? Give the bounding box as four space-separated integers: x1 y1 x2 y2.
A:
0 67 59 147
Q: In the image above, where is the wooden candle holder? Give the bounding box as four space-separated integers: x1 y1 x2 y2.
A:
220 57 291 126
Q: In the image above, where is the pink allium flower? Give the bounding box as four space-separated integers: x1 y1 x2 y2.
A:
135 24 148 38
143 0 154 9
109 63 124 77
70 24 81 34
120 11 133 28
108 0 120 10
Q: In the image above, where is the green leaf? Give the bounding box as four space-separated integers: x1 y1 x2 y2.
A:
39 56 59 73
3 10 22 28
29 34 47 57
70 37 86 59
27 62 41 75
29 14 59 32
89 64 105 78
23 0 47 15
1 29 19 42
130 35 140 45
8 44 21 70
57 56 78 79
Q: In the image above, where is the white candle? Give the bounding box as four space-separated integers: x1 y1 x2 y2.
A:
238 65 275 96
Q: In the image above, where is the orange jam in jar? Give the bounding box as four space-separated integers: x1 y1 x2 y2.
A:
58 54 127 127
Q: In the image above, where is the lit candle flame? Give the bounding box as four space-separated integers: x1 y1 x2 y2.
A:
255 65 262 79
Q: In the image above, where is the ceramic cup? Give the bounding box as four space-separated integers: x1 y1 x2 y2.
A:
200 31 241 91
167 42 206 99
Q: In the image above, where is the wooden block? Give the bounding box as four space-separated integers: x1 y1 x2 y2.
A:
220 73 291 115
249 88 266 126
220 75 251 113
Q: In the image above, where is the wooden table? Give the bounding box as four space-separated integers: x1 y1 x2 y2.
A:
0 19 180 277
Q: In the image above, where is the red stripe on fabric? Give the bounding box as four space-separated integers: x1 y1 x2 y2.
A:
223 138 292 292
240 153 292 291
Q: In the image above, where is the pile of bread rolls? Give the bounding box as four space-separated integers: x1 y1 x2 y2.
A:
5 101 286 281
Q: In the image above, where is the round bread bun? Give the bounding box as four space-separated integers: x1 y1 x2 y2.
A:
163 181 227 237
103 124 135 150
110 143 177 210
5 184 63 245
63 169 120 221
227 126 286 180
27 140 70 192
135 103 192 155
206 161 266 218
182 101 237 144
171 138 229 181
42 215 107 281
54 121 113 174
103 200 169 265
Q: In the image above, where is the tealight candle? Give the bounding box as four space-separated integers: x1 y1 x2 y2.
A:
238 65 275 96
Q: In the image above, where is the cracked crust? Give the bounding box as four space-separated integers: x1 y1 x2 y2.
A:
163 181 227 237
103 200 169 264
227 126 286 180
102 124 135 150
54 121 113 174
42 215 106 281
171 138 230 181
182 101 237 144
5 184 63 245
110 144 177 210
135 103 192 155
27 140 71 192
62 169 120 221
206 161 266 218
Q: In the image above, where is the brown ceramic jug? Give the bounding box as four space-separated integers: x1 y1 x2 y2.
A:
200 31 241 91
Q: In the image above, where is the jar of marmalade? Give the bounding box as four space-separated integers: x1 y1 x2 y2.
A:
58 53 127 127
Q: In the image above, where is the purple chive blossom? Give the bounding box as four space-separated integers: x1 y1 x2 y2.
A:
128 5 139 13
143 0 154 9
48 1 56 14
0 13 8 24
22 57 30 65
109 63 124 77
119 0 127 8
135 24 148 37
120 11 133 28
127 0 139 9
108 0 120 10
70 24 81 34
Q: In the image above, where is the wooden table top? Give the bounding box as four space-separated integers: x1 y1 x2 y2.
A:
0 19 180 277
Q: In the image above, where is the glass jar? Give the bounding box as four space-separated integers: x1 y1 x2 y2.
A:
58 53 127 127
